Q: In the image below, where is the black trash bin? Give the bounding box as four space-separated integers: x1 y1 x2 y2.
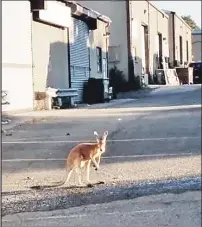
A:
86 78 110 104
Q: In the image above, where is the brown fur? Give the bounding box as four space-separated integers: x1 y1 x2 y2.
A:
30 131 108 189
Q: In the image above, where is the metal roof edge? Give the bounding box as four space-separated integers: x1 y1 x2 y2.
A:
65 1 111 24
163 10 192 31
148 1 169 19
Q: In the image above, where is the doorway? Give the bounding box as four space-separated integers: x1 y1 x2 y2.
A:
158 33 163 69
179 35 183 64
141 25 149 74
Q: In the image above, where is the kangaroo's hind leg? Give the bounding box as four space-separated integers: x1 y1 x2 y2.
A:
86 160 91 183
75 167 83 186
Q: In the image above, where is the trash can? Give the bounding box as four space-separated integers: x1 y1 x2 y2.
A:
86 78 110 104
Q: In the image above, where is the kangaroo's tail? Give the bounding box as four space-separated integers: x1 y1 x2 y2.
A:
30 169 70 190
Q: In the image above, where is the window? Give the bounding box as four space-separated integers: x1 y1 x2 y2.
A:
96 47 102 73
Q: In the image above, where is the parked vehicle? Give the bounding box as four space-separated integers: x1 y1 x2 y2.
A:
188 62 202 84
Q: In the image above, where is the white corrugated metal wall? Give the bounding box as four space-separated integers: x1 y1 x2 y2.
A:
69 18 90 103
2 1 34 111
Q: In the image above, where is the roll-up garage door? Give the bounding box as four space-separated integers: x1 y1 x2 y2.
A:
69 18 90 103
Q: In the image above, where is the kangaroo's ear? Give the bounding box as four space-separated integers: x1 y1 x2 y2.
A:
102 131 108 140
94 131 99 137
94 131 99 140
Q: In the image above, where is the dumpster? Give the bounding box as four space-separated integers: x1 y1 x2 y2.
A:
85 78 110 104
175 67 193 85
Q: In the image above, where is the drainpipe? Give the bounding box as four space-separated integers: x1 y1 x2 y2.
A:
67 28 71 88
147 1 151 81
105 23 110 78
88 30 91 78
126 0 132 82
171 11 176 66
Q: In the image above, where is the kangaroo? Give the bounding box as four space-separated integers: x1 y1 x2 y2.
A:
31 131 108 189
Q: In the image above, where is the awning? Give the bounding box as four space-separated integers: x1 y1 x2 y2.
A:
65 1 111 26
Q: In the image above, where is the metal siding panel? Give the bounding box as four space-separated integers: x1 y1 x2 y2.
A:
71 66 89 102
32 21 69 92
69 18 90 103
76 1 129 78
2 1 34 111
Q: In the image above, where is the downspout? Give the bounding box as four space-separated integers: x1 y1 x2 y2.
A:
67 28 71 88
171 12 176 66
147 1 151 80
105 23 110 78
88 29 91 78
126 0 132 82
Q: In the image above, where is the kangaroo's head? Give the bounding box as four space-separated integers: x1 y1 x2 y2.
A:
94 131 108 153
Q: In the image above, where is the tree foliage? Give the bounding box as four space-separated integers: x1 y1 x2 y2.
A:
181 15 200 30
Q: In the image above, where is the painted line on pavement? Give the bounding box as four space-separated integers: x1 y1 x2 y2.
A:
2 152 198 162
2 208 163 222
2 136 200 144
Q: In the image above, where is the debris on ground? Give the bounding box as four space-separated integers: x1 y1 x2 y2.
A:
5 133 12 136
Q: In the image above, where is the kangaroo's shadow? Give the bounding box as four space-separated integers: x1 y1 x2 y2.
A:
2 181 105 197
29 181 105 190
65 181 105 189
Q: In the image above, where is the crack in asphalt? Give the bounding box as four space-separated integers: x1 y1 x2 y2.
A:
2 176 201 217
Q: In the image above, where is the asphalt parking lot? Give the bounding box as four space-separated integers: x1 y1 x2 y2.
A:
2 85 201 226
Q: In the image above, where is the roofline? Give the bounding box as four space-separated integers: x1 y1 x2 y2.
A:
147 1 169 19
164 10 192 30
65 1 111 24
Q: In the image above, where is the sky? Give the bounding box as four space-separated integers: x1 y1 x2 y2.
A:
151 1 201 29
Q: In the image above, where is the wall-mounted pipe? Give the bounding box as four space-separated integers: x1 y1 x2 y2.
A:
105 23 110 78
171 11 176 65
126 0 132 82
67 28 71 88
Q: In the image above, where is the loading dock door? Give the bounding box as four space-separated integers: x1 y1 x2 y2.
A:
69 18 90 103
141 25 146 74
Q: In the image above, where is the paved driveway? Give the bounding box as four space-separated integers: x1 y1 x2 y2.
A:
2 85 201 223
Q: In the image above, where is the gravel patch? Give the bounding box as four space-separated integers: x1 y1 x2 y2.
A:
2 176 201 217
